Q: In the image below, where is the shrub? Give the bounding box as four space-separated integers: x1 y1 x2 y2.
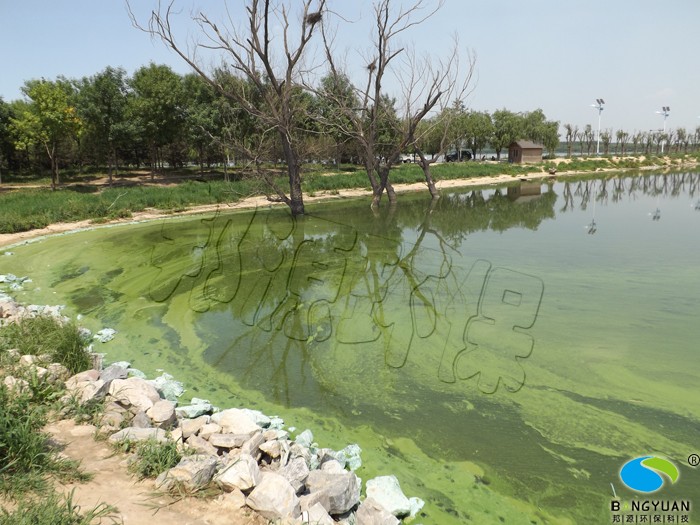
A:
125 438 182 480
0 384 49 483
0 316 91 374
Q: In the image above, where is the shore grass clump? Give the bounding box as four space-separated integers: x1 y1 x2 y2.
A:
0 489 117 525
124 438 182 480
0 384 87 497
0 384 50 492
0 316 91 374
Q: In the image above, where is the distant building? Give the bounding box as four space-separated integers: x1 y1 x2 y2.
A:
508 140 543 164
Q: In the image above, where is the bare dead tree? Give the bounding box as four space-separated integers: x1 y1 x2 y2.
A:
319 0 472 207
128 0 327 216
564 123 578 158
400 45 475 199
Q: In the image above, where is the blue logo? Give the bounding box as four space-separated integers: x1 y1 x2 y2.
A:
619 456 679 493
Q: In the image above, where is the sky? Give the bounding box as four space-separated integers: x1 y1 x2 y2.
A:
1 0 699 136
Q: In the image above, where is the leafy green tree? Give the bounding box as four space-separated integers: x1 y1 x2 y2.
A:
77 67 130 183
317 73 361 166
445 100 469 159
182 73 220 174
129 63 185 177
490 109 522 160
11 79 81 189
464 111 493 159
521 109 559 157
0 97 16 183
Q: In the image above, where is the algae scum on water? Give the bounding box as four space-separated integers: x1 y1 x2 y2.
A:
3 172 700 524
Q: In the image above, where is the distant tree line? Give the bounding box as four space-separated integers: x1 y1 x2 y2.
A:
4 1 695 214
562 123 700 158
0 64 561 186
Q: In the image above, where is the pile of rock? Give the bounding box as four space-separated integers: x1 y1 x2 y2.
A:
0 290 425 524
2 349 72 393
0 293 67 326
64 362 425 525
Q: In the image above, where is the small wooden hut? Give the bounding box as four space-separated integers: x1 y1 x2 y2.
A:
508 140 544 164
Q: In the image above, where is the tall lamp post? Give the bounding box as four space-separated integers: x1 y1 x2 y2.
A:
591 99 605 155
656 106 670 153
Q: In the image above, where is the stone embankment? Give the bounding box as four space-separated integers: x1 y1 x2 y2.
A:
0 289 425 525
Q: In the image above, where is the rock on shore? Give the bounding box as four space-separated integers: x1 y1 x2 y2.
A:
0 294 425 524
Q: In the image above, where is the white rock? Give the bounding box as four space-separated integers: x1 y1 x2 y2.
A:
239 408 271 428
3 375 29 393
108 377 161 412
19 355 37 366
149 372 185 401
186 434 218 456
73 379 107 404
263 428 289 441
246 473 301 521
209 433 248 449
211 408 260 436
356 497 400 525
108 427 169 444
146 399 177 428
156 454 218 491
66 369 100 387
408 496 425 517
198 422 222 440
303 470 361 515
241 431 265 457
295 429 314 448
305 502 335 525
176 402 212 419
180 415 210 439
321 459 345 474
216 453 261 492
365 475 411 518
279 456 310 493
260 440 282 459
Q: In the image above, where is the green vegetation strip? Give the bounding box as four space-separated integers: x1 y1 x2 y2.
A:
1 155 696 235
0 315 119 523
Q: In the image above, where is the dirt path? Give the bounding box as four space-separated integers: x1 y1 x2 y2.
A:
45 419 265 525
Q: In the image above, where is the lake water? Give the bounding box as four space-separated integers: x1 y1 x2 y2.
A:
3 171 699 524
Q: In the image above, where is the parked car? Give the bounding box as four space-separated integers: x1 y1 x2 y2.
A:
445 150 472 162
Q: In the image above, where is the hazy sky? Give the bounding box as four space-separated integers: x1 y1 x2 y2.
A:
2 0 699 136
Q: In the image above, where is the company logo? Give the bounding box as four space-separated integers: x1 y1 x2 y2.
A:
620 456 679 493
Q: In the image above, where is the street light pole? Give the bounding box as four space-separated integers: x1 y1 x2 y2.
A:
655 106 670 154
591 99 605 155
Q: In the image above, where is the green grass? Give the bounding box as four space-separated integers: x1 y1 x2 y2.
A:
0 384 88 497
0 316 91 374
123 438 182 480
0 179 261 234
0 489 118 525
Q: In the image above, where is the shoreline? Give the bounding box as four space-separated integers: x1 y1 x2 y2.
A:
0 293 424 524
1 159 697 249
